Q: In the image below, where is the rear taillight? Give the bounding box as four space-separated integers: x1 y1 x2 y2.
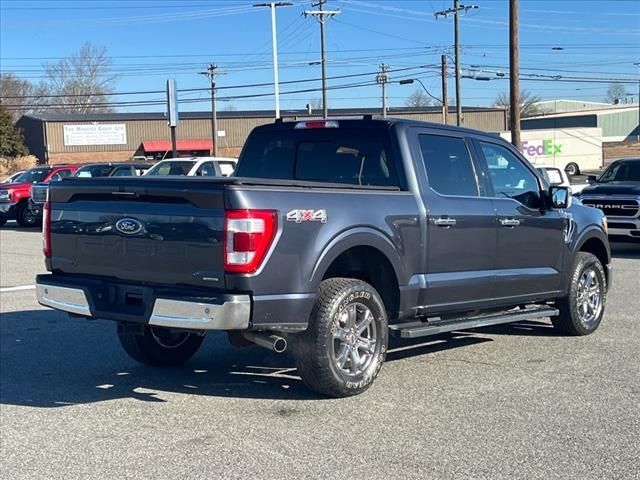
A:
43 201 51 257
224 210 277 273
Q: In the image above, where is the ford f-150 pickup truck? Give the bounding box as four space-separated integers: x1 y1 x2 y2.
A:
577 157 640 241
35 118 612 397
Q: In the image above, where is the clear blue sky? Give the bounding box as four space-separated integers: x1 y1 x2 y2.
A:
1 0 639 113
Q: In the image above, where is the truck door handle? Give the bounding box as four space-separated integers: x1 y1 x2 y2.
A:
432 217 457 227
499 218 521 227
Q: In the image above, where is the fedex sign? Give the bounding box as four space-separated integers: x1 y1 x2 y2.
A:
520 139 562 157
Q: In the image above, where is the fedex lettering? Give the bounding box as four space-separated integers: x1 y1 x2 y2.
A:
520 139 562 157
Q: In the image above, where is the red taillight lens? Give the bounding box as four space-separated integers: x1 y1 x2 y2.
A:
43 201 51 257
224 210 277 273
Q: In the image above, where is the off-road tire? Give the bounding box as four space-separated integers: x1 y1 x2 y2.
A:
117 324 204 367
294 278 388 397
15 202 38 228
553 252 606 336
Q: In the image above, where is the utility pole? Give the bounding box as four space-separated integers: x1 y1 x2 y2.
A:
200 63 219 156
304 0 341 118
441 54 448 124
435 2 478 126
376 64 390 118
509 0 521 149
254 2 292 119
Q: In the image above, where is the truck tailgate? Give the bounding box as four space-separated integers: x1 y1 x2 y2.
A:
48 177 227 290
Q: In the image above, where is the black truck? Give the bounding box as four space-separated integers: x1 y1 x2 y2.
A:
36 118 612 397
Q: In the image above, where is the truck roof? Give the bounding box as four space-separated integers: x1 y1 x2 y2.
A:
259 117 503 141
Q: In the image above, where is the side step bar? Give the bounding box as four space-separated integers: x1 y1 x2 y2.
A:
389 305 559 339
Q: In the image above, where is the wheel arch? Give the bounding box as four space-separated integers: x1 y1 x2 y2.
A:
311 228 406 319
575 231 610 285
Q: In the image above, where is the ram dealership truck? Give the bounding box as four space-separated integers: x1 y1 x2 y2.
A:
36 119 612 397
577 157 640 241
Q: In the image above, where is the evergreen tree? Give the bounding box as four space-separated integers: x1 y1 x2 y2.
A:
0 105 28 157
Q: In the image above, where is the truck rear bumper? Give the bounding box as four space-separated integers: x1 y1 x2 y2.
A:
36 274 250 330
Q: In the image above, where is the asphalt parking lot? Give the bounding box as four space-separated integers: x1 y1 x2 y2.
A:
1 226 639 480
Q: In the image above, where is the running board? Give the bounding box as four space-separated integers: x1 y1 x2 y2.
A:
389 306 559 339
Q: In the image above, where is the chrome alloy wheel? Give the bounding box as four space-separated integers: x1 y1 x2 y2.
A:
149 327 191 349
331 302 378 376
576 267 603 327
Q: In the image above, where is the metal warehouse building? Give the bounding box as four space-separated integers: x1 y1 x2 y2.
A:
17 106 508 164
522 105 639 143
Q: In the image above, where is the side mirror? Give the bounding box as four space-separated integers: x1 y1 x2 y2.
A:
587 175 598 184
550 186 572 209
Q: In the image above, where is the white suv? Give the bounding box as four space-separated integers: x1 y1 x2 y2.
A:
144 157 237 177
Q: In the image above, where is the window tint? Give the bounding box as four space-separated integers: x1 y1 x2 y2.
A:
15 168 50 183
418 134 478 196
145 160 195 176
49 170 72 182
196 162 215 176
480 141 541 208
236 128 399 187
111 167 134 177
599 161 640 182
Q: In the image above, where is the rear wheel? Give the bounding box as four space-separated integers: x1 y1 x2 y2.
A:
0 217 6 226
565 162 580 177
553 252 606 336
117 324 204 366
15 202 38 228
294 278 388 397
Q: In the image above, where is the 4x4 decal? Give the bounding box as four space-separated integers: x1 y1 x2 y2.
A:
286 209 328 223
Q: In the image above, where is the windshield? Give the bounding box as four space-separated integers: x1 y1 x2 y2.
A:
599 161 640 183
144 160 196 176
14 168 50 183
74 165 115 178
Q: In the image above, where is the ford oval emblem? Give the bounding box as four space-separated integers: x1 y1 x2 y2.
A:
115 218 143 235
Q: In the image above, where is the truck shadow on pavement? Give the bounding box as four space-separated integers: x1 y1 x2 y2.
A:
0 310 559 407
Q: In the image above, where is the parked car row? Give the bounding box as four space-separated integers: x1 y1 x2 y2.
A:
0 157 238 227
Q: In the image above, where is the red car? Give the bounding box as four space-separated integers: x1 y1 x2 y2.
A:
0 165 80 227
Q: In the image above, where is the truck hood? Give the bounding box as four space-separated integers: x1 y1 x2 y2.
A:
579 182 640 196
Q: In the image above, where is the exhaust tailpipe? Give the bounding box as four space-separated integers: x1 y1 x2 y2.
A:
242 332 287 353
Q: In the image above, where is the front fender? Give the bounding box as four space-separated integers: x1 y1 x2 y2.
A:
309 227 408 288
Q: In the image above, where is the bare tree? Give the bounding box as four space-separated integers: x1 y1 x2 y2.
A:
405 88 432 108
308 98 323 111
0 74 37 122
494 90 542 118
605 83 627 104
41 42 117 114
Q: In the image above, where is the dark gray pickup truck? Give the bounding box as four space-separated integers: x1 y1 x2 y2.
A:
36 118 612 397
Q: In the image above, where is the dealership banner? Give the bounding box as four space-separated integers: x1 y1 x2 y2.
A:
63 124 127 146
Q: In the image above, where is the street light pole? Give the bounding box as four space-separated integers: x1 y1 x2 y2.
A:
254 2 292 119
399 78 445 122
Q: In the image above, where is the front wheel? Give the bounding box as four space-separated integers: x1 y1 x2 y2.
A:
15 202 39 228
294 278 388 397
117 324 204 366
553 252 607 336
